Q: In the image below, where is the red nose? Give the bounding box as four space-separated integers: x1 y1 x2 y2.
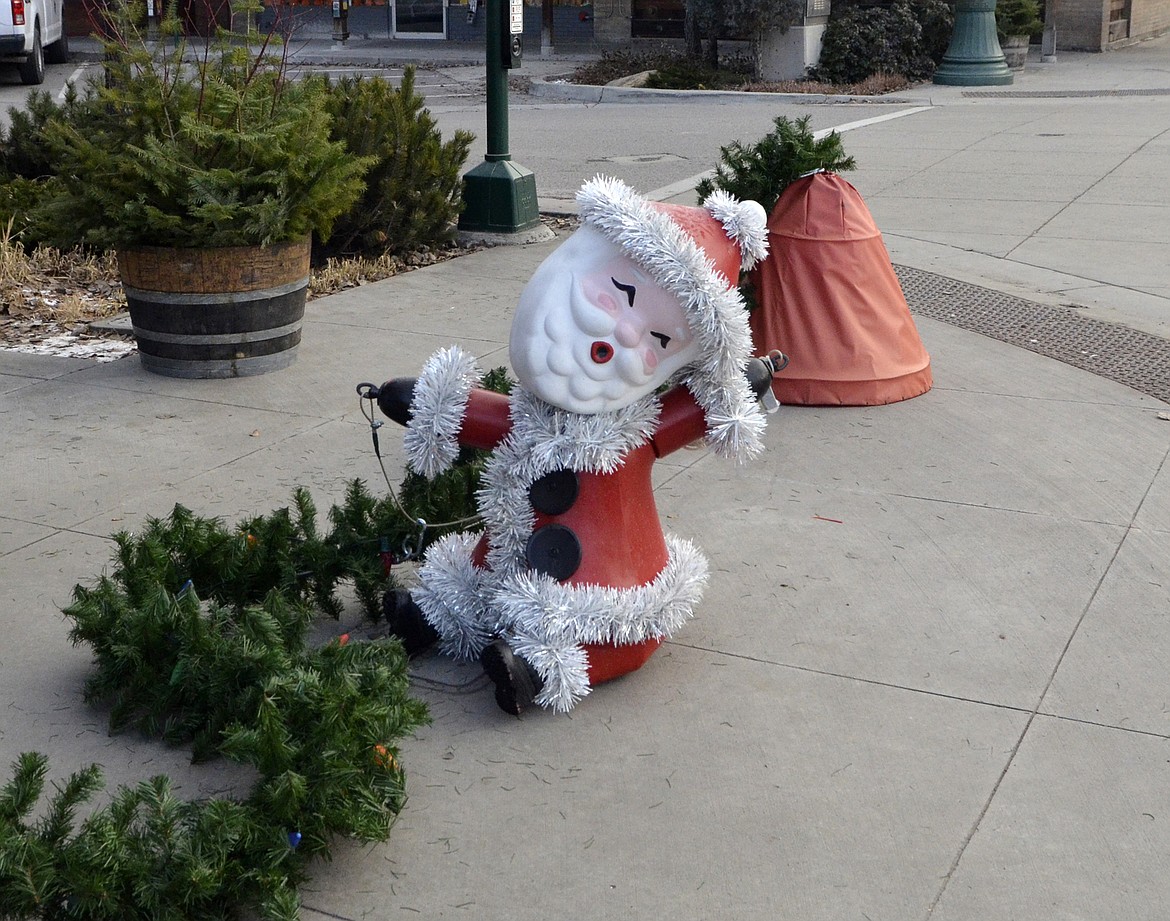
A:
590 341 613 364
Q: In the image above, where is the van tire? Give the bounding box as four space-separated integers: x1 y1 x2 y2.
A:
18 25 45 85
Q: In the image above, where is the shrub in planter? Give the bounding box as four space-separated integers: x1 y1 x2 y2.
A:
995 0 1042 67
0 87 86 243
1 89 75 184
996 0 1044 40
36 2 368 252
30 0 373 377
696 115 855 312
0 175 53 240
316 70 474 258
696 115 856 220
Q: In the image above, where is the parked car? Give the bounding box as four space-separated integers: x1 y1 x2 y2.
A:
0 0 68 85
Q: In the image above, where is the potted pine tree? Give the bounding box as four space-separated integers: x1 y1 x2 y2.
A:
996 0 1043 69
37 0 370 378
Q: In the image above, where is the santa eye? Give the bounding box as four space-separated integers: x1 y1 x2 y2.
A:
650 331 671 348
611 278 636 307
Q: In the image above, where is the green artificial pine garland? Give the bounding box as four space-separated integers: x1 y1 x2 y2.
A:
1 370 511 920
0 753 303 920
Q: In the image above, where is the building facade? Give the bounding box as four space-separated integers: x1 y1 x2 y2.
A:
1054 0 1170 50
66 0 1168 53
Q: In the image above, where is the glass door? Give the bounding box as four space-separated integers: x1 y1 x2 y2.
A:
393 0 446 37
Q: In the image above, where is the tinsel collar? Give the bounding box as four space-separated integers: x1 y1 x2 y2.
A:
478 385 662 580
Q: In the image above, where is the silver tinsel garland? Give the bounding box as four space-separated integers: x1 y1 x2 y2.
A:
404 348 714 711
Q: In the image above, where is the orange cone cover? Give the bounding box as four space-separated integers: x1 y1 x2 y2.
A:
749 172 932 406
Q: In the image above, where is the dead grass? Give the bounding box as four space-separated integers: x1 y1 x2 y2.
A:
0 216 577 353
307 244 481 300
0 224 124 333
0 231 481 349
569 53 915 96
740 72 914 95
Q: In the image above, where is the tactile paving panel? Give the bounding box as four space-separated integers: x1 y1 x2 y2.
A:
895 264 1170 405
964 89 1170 97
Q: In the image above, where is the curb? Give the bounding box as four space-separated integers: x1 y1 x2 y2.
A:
526 74 935 106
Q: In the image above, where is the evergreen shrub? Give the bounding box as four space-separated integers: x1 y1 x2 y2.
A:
812 0 953 85
32 0 370 251
696 114 856 218
995 0 1043 39
0 87 84 241
568 46 684 85
697 115 855 310
316 70 474 257
0 87 85 181
646 56 750 90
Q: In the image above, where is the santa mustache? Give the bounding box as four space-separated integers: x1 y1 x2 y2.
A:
568 277 664 386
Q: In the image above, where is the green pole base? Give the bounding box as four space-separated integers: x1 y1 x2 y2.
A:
933 0 1014 86
459 159 541 234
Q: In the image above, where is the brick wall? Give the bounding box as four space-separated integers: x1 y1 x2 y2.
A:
1053 0 1170 49
593 0 631 45
448 4 597 48
1129 0 1170 38
1056 0 1110 50
550 4 595 44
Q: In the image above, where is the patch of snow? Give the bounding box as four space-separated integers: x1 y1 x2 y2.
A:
0 334 136 362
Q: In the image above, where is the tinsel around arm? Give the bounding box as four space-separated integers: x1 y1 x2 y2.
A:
403 346 481 479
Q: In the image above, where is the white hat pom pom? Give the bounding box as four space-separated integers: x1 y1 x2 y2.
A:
704 191 769 272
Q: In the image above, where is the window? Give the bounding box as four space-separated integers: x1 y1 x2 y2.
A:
631 0 684 38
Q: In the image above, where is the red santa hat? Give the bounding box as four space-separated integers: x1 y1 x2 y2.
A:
576 175 769 462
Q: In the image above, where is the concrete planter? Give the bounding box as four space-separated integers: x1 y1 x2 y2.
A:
1001 33 1030 68
118 237 311 379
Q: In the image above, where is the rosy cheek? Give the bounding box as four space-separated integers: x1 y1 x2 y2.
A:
582 275 620 316
642 347 659 373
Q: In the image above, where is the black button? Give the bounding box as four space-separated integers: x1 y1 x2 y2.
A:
525 524 581 582
527 468 579 516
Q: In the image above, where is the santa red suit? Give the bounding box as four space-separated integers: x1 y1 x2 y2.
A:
380 176 774 713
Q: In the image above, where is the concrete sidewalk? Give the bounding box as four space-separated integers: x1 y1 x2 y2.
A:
3 37 1170 921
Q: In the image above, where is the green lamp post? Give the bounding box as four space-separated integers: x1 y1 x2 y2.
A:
933 0 1013 86
459 0 541 233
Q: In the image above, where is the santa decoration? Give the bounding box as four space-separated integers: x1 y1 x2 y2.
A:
369 176 783 714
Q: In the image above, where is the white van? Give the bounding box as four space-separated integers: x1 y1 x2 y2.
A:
0 0 68 85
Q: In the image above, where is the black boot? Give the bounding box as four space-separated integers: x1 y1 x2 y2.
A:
480 639 544 715
381 589 439 656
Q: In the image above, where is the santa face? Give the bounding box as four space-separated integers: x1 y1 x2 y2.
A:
510 226 700 414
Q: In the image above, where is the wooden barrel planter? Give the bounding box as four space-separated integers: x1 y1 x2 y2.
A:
118 237 311 379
